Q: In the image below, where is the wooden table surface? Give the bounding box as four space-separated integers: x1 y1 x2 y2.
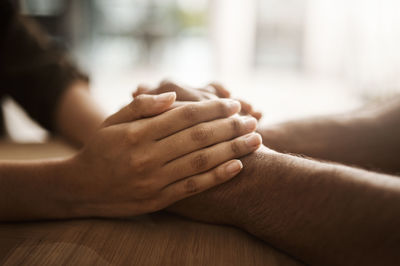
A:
0 140 301 266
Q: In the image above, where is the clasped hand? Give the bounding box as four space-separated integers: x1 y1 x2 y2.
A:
69 92 261 217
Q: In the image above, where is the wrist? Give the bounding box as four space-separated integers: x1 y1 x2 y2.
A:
46 155 89 219
168 146 310 229
235 148 327 237
232 147 287 226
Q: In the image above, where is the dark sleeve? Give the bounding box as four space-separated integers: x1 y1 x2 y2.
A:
0 2 89 132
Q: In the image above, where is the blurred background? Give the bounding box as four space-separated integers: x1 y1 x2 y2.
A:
5 0 400 141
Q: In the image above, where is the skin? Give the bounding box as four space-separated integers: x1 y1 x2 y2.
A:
0 87 262 221
258 97 400 174
169 146 400 266
134 80 263 120
55 81 107 146
136 82 400 265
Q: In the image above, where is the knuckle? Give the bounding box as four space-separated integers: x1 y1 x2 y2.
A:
217 100 228 116
190 125 213 142
230 118 241 134
191 153 209 171
230 141 242 155
184 179 199 194
126 126 141 144
131 155 151 174
212 168 225 182
182 104 199 121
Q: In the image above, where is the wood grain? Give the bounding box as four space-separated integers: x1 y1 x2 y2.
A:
0 140 302 265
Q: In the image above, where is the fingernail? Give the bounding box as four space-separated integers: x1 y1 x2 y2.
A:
245 133 261 148
242 116 257 131
155 92 176 102
226 160 243 175
226 99 241 113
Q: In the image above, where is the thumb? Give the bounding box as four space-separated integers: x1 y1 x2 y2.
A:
132 84 152 97
103 92 176 127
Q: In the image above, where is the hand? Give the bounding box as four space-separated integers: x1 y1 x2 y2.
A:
167 146 273 225
68 92 262 218
133 80 262 120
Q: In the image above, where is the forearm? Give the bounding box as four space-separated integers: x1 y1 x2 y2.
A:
258 101 400 173
170 147 400 265
240 148 400 265
55 81 106 146
258 115 372 166
0 158 80 221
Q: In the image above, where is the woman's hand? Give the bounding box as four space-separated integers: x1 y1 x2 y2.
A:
68 92 262 218
133 81 262 120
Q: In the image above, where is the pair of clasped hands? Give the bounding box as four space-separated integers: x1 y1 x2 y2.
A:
73 82 262 217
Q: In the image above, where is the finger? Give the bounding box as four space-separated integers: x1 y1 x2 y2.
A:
237 99 263 120
167 101 203 111
145 99 241 140
155 81 214 101
157 115 257 162
209 83 231 98
161 160 243 206
158 100 210 112
251 111 263 120
240 111 262 121
200 85 217 94
196 88 219 100
195 89 220 101
158 82 201 101
169 101 196 109
166 100 237 113
132 84 152 97
139 81 200 101
102 92 176 127
162 132 262 185
238 99 253 114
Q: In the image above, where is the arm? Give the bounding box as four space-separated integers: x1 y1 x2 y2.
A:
169 146 400 265
0 83 109 219
1 7 100 145
54 80 106 146
137 80 399 173
259 97 400 173
0 158 77 220
0 95 261 221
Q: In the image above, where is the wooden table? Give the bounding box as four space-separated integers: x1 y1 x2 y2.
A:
0 140 301 265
